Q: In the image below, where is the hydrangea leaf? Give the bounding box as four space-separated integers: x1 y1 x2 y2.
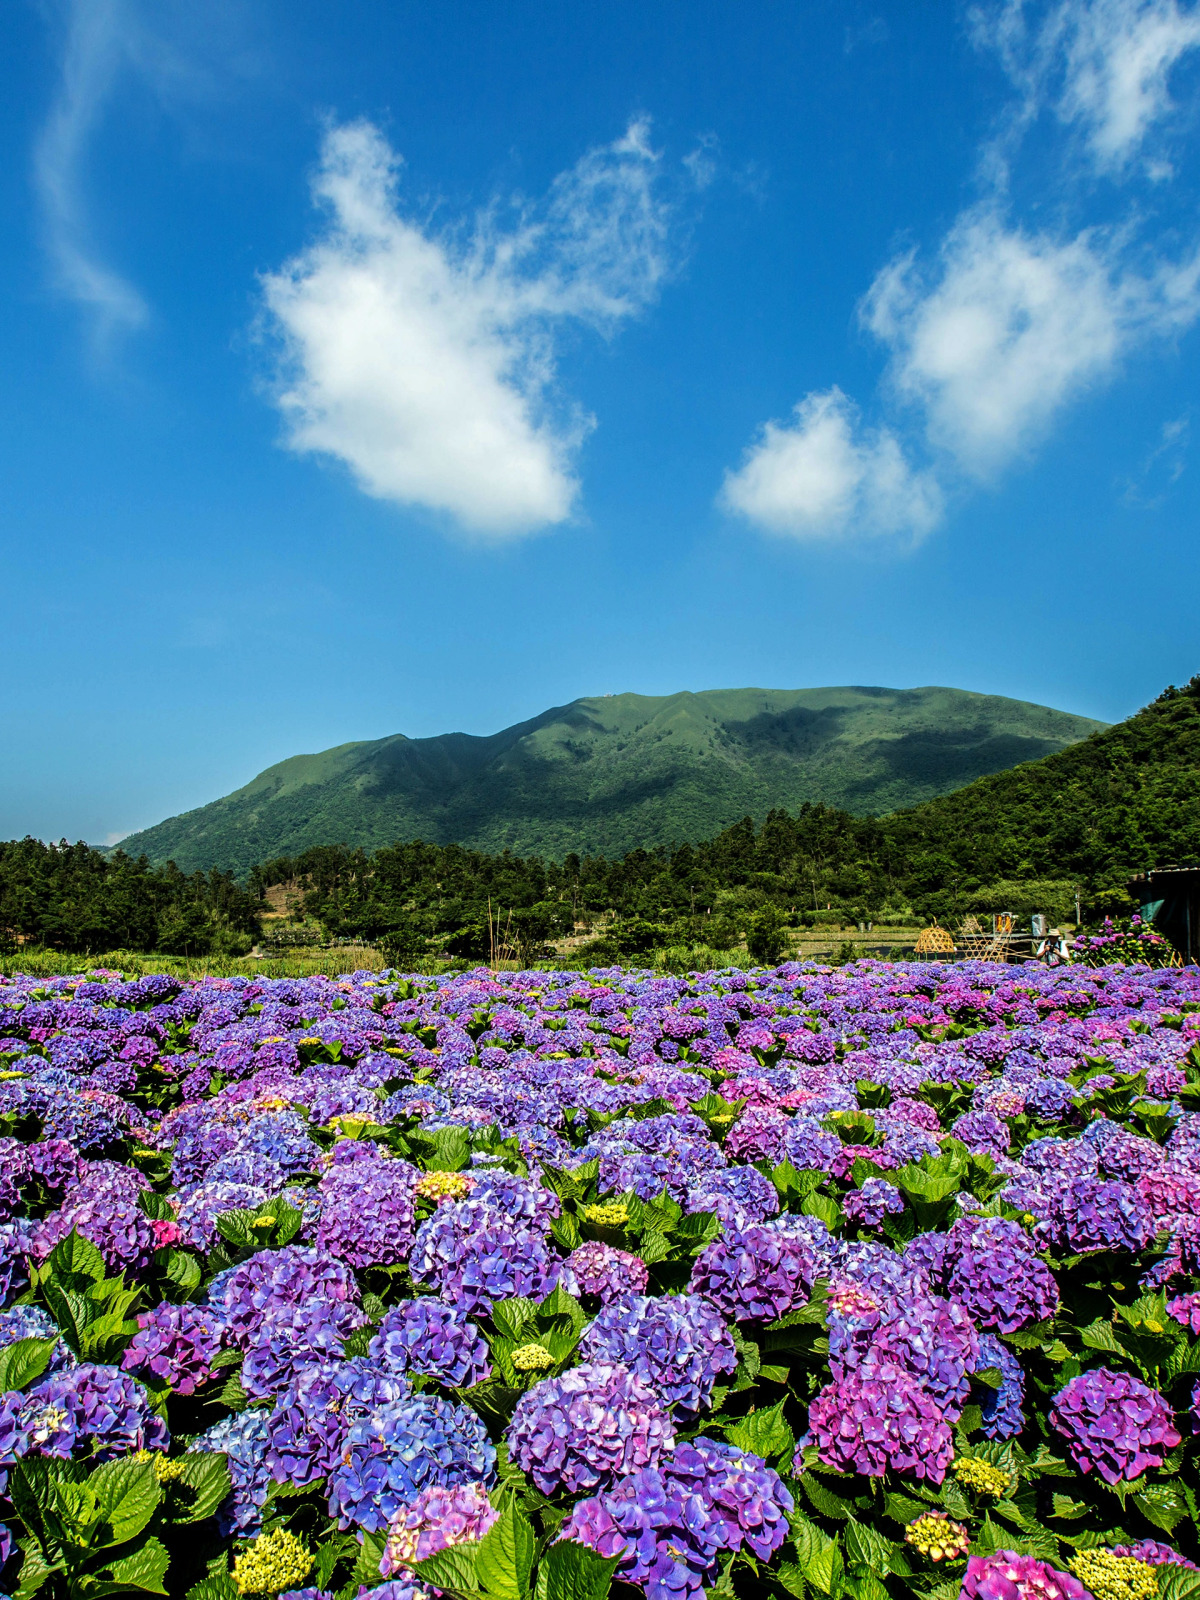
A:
89 1535 171 1596
0 1337 56 1394
84 1457 161 1548
533 1539 618 1600
474 1498 535 1600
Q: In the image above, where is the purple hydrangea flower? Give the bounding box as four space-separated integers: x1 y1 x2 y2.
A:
242 1299 368 1400
688 1222 817 1323
409 1207 565 1315
121 1302 226 1395
31 1196 156 1276
0 1306 72 1371
685 1165 779 1230
211 1247 360 1349
506 1361 675 1495
369 1301 491 1389
381 1482 499 1573
0 1362 166 1468
580 1293 737 1419
1167 1292 1200 1335
1050 1368 1181 1484
266 1359 410 1486
665 1436 793 1560
317 1155 421 1269
939 1218 1058 1333
962 1551 1090 1600
1109 1543 1198 1569
565 1241 649 1304
843 1179 906 1228
561 1467 724 1600
974 1332 1025 1440
950 1110 1011 1158
829 1292 979 1421
1057 1178 1154 1253
196 1407 272 1536
327 1391 495 1532
803 1360 953 1483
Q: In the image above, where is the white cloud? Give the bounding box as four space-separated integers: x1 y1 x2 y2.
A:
262 119 675 537
864 214 1130 474
974 0 1200 172
719 388 943 542
726 1 1200 546
33 0 149 348
863 211 1200 476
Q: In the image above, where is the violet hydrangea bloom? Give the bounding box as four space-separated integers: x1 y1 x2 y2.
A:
196 1407 273 1536
689 1222 816 1323
974 1333 1025 1441
369 1301 491 1389
317 1155 421 1269
506 1361 675 1495
665 1436 793 1560
0 1362 167 1469
0 1306 72 1371
1109 1542 1198 1569
939 1218 1058 1333
1167 1292 1200 1335
381 1482 498 1573
241 1299 368 1400
961 1550 1090 1600
580 1293 737 1420
211 1246 360 1349
1056 1178 1153 1253
561 1466 724 1600
266 1359 410 1487
409 1205 565 1315
828 1293 979 1421
685 1165 779 1229
843 1179 906 1229
30 1194 156 1276
803 1360 953 1483
327 1392 496 1533
565 1241 649 1304
121 1301 226 1395
1049 1368 1180 1484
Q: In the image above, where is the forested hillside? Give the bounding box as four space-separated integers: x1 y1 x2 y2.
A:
251 676 1200 961
4 677 1196 959
114 685 1103 873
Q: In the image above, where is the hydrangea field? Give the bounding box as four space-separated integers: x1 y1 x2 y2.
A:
0 958 1198 1600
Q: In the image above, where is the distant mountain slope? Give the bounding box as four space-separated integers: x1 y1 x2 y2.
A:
117 686 1107 874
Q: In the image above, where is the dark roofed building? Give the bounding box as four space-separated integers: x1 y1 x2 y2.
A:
1127 867 1200 962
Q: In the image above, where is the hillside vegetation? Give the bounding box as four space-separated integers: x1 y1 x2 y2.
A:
8 677 1194 963
114 685 1104 873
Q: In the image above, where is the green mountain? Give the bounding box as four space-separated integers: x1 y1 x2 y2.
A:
116 686 1106 875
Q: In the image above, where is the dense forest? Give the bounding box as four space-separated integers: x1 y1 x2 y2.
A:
4 676 1198 960
0 839 261 957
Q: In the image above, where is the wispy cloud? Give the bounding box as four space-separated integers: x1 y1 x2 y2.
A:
723 0 1200 547
974 0 1200 174
261 119 683 538
33 0 149 349
1120 409 1191 501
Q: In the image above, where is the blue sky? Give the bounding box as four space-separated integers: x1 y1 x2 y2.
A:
4 0 1200 845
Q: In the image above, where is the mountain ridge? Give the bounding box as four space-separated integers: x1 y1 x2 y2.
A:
116 685 1108 874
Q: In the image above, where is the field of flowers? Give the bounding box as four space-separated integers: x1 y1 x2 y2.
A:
0 958 1197 1600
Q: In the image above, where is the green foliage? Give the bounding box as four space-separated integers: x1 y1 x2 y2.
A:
0 838 260 956
6 1448 230 1600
